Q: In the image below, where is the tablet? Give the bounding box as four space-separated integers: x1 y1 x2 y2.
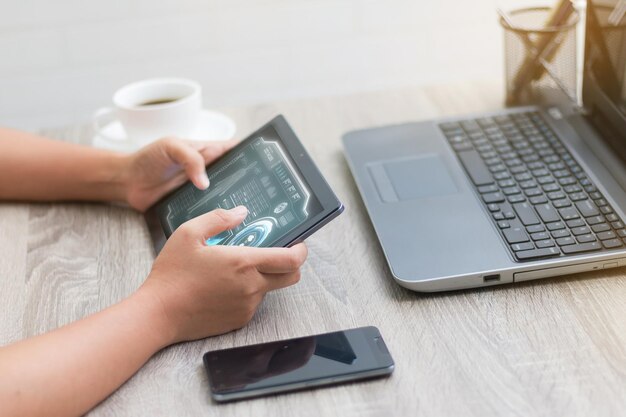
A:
145 115 344 253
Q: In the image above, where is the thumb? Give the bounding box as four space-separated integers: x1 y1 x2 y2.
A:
181 206 248 243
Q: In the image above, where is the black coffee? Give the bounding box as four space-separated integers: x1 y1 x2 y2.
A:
138 97 181 106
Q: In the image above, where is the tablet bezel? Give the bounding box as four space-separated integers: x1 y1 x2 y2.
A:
144 115 343 253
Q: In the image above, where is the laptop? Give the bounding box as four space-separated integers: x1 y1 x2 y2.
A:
342 0 626 292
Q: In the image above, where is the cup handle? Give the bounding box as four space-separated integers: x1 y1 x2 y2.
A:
92 107 126 142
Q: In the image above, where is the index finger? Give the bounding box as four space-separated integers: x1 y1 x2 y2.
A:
163 139 209 189
236 243 308 274
185 139 239 165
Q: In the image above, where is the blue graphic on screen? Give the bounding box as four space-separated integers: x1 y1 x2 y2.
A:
155 127 322 247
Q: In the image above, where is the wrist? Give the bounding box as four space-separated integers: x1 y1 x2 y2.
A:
86 151 132 203
130 283 179 348
108 153 133 203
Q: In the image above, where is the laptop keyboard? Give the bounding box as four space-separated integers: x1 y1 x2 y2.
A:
440 111 626 262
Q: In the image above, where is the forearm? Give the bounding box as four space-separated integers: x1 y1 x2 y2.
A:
0 128 130 203
0 290 173 417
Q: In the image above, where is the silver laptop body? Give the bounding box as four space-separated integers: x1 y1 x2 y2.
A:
342 1 626 292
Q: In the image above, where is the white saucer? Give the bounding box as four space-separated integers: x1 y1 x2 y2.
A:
92 109 236 153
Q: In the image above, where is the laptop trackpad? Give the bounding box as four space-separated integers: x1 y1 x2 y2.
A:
368 155 459 203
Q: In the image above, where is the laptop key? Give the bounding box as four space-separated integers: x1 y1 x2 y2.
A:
559 207 580 220
478 185 498 194
531 232 550 241
489 164 507 173
503 227 529 244
602 239 623 249
536 203 560 223
536 239 555 248
502 186 521 195
556 237 576 246
507 195 526 203
597 231 617 240
570 193 587 202
513 202 540 226
547 191 566 200
553 199 571 208
590 223 609 233
494 171 510 180
552 229 570 238
483 192 505 204
576 234 596 243
542 183 560 192
515 247 560 260
575 200 600 217
526 224 545 233
571 226 591 236
560 241 602 254
547 221 566 231
519 180 537 189
587 215 604 225
537 175 555 185
566 219 585 228
564 184 582 193
606 213 619 222
457 150 494 186
511 242 534 251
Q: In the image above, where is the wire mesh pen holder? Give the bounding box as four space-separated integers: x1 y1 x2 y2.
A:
500 6 580 106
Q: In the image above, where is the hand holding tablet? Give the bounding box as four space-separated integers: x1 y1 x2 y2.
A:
145 115 344 253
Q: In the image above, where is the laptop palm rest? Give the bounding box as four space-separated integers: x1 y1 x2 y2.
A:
367 155 459 203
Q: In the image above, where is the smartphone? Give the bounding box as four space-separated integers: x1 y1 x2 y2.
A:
203 326 394 402
144 115 344 253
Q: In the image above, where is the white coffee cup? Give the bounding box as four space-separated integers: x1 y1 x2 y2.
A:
93 78 202 147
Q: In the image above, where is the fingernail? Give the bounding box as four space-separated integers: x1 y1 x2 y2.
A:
198 173 210 189
231 205 248 217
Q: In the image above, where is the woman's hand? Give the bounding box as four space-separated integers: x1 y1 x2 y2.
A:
121 138 238 212
138 206 308 343
0 205 307 417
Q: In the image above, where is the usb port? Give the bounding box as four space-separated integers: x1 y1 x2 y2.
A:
483 274 500 282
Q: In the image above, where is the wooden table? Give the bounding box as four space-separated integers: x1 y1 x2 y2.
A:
1 81 625 416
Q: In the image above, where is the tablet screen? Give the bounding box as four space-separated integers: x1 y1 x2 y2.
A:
155 125 324 247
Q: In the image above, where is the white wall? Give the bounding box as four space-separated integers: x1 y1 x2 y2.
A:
0 0 504 130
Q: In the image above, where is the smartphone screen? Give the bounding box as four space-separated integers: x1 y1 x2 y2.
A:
203 326 394 402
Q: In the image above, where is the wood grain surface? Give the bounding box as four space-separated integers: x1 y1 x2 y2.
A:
1 81 625 417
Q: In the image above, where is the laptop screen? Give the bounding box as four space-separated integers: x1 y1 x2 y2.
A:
583 0 626 154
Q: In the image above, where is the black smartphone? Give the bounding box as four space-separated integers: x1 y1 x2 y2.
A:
203 326 394 402
144 115 344 253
